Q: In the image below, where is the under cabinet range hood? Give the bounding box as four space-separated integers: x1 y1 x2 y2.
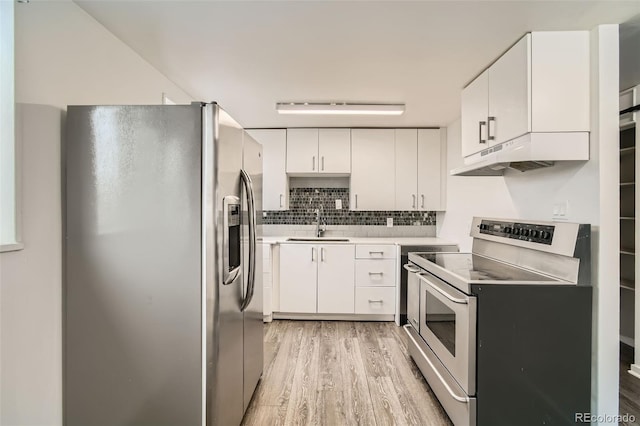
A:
451 132 590 176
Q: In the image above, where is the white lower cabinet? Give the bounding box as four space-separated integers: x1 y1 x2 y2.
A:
279 244 318 313
279 243 355 314
262 243 273 321
355 259 396 286
277 242 397 319
317 245 355 314
355 287 396 315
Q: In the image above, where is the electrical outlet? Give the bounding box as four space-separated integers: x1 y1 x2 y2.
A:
387 218 393 227
335 199 342 210
552 201 570 220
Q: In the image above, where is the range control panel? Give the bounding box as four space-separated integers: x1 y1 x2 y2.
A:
479 220 555 245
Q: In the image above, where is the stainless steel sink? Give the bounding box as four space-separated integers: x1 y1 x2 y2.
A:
286 237 350 242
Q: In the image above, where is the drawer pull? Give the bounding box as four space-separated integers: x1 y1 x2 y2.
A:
369 251 384 255
368 299 384 303
368 272 384 275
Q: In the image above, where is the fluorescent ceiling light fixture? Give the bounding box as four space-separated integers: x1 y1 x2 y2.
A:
276 102 405 115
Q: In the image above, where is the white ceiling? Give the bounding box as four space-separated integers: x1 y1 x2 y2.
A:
75 0 640 129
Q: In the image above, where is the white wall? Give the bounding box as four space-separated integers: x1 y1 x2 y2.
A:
437 25 620 424
0 1 193 424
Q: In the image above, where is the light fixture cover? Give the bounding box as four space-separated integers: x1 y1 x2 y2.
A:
275 102 405 115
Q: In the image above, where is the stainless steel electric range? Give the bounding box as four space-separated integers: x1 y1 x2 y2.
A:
404 217 592 426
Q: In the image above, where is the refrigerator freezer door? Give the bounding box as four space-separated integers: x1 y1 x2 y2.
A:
242 131 264 410
65 105 203 426
207 105 245 426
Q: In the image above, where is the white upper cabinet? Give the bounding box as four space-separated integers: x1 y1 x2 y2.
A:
286 128 351 175
246 129 288 211
394 129 418 210
351 129 396 211
488 35 530 145
417 129 443 211
286 128 318 174
318 128 351 173
461 31 590 158
461 70 489 157
395 129 444 211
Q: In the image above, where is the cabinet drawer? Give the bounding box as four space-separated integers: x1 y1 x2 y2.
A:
355 287 395 315
355 245 396 259
355 259 396 286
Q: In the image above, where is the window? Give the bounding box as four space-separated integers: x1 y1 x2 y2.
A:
0 0 21 252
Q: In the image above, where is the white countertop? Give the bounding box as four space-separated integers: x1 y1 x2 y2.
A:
260 236 457 246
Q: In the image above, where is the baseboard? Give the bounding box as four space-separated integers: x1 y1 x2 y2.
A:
273 312 395 321
620 335 635 347
630 364 640 380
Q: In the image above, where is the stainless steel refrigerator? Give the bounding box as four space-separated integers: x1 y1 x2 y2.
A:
64 103 263 426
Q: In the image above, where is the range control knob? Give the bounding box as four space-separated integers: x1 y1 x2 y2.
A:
521 229 530 237
513 228 520 235
531 230 539 238
541 231 551 239
504 227 512 234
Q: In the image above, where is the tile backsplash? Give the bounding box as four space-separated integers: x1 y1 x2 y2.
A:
263 187 436 226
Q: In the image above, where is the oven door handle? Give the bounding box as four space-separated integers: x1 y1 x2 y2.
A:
417 272 468 304
403 324 470 403
403 263 421 273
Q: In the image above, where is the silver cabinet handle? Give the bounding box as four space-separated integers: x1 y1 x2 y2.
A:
412 194 416 208
369 251 384 256
487 116 495 141
368 299 384 303
479 121 487 144
312 156 316 171
368 272 384 275
403 263 421 273
417 272 468 304
403 324 470 403
239 169 257 312
321 247 325 262
355 194 358 209
279 194 283 208
321 156 325 171
312 247 316 262
421 194 425 209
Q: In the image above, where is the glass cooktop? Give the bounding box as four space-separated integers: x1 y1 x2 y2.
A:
413 252 560 282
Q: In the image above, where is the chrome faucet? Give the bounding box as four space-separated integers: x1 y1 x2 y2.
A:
315 207 327 238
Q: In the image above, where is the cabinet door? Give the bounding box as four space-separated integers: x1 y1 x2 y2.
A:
488 34 530 145
351 129 395 211
317 245 355 314
395 129 418 210
247 129 288 210
279 244 317 313
286 128 318 174
417 129 443 210
319 128 351 174
461 70 489 157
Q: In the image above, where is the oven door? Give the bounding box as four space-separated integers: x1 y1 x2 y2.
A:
404 263 422 331
418 270 477 396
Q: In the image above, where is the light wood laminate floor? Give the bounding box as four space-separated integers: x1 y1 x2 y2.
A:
242 320 452 426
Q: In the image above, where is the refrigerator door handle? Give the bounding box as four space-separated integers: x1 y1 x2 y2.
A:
240 169 257 312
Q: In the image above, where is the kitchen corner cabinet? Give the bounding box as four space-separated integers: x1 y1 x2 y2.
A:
461 31 590 158
246 129 288 210
395 129 443 211
279 244 355 314
286 128 350 175
351 129 396 211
